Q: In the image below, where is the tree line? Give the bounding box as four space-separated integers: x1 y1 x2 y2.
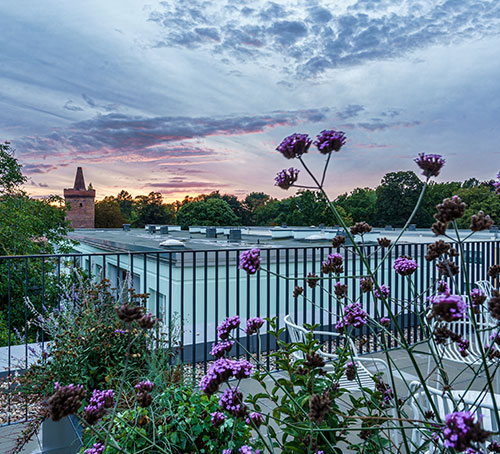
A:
96 170 500 229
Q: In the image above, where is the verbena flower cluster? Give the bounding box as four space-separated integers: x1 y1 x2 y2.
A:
275 168 300 190
239 249 261 275
414 153 445 178
211 411 226 427
494 171 500 195
135 380 155 407
429 293 467 322
470 289 486 312
211 340 235 358
84 442 105 454
313 130 346 154
48 382 86 422
321 252 344 274
245 317 264 335
246 411 264 427
217 315 241 340
374 284 391 300
276 133 312 159
336 302 368 334
84 388 115 425
442 411 490 451
200 357 253 395
393 256 418 276
219 387 247 417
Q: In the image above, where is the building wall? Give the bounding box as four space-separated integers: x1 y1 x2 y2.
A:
65 196 95 228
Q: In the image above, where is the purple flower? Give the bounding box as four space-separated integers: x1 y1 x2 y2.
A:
211 411 226 427
471 288 487 311
199 358 233 395
135 380 154 393
494 172 500 195
415 153 445 178
114 328 127 334
374 284 390 300
219 387 247 418
246 411 264 427
217 315 241 340
321 252 344 274
437 280 450 294
276 133 312 159
345 362 356 380
230 359 254 379
429 293 467 322
83 389 115 425
393 256 418 276
245 317 264 335
84 442 105 454
210 340 234 358
239 446 261 454
275 168 300 190
314 129 346 154
380 317 391 328
239 249 261 275
443 411 490 451
223 450 233 454
336 302 368 334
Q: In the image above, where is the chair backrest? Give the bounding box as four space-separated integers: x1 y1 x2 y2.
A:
429 297 494 364
476 280 494 299
409 381 499 452
283 314 308 359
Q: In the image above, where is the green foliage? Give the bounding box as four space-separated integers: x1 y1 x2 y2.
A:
455 185 500 228
116 190 134 221
131 192 176 228
176 197 239 229
18 278 152 396
249 319 393 454
0 142 26 194
335 188 377 225
95 196 127 228
81 382 255 453
254 190 352 226
374 171 424 227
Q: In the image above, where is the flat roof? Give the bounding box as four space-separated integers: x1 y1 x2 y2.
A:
67 226 500 253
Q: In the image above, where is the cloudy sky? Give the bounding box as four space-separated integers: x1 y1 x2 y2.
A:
2 0 500 201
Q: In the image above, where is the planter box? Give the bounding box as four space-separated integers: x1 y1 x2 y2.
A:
41 415 82 453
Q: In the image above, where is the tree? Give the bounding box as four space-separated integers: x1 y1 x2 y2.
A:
132 192 175 228
116 190 134 221
455 185 500 228
95 197 127 228
375 171 424 227
176 198 239 229
0 144 72 338
0 142 26 194
335 188 377 225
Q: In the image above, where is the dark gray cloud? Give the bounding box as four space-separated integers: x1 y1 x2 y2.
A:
337 104 365 120
22 163 59 174
81 94 119 112
63 100 84 112
14 108 330 160
149 0 500 77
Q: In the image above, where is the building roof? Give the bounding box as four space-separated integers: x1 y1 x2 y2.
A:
67 225 499 253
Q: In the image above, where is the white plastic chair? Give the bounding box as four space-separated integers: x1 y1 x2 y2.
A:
283 314 391 391
426 303 500 391
409 381 500 453
476 280 494 300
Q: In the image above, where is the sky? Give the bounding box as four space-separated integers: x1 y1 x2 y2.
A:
1 0 500 202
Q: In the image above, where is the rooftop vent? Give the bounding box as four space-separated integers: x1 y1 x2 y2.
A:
159 226 168 234
206 227 217 238
123 224 131 231
229 229 241 241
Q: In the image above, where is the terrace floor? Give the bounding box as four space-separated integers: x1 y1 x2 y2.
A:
0 345 495 453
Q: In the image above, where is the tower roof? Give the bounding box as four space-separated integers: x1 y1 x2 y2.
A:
74 167 86 190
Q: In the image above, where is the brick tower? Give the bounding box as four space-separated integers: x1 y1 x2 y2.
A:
64 167 95 228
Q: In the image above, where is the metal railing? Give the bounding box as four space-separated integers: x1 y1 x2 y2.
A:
0 240 499 425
